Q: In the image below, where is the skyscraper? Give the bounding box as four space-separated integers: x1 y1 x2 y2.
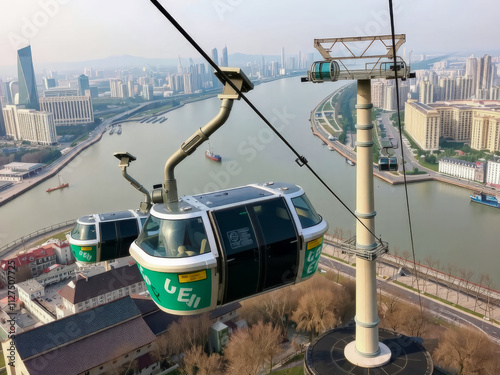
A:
419 80 434 104
17 45 40 111
211 48 220 88
281 47 286 73
78 74 90 96
0 106 6 137
222 45 228 67
177 55 183 74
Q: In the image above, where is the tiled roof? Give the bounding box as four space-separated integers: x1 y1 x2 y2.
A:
58 264 143 304
0 246 55 270
23 317 155 375
15 296 141 360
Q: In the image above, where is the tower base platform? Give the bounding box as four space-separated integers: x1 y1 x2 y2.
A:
304 326 433 375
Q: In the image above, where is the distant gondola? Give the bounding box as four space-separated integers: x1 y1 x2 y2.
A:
69 210 148 263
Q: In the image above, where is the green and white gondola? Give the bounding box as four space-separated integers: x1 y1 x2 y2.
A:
130 182 328 315
69 210 148 263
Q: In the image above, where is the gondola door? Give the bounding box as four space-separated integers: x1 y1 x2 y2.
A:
213 198 299 304
213 205 260 304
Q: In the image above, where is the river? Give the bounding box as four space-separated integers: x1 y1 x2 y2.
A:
1 77 499 286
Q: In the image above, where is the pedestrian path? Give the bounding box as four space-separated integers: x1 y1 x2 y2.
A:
322 234 500 324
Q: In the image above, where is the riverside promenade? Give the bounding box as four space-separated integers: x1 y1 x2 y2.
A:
321 234 500 342
310 89 497 195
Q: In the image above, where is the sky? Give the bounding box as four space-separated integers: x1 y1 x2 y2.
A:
0 0 499 74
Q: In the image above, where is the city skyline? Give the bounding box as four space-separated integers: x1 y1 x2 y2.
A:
0 0 499 75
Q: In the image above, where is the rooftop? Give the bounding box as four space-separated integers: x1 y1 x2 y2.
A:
58 263 143 304
15 296 142 360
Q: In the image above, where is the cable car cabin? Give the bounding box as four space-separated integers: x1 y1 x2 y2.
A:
69 210 148 263
378 156 398 171
130 182 328 316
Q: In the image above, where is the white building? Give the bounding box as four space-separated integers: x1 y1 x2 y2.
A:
110 79 128 98
419 80 434 104
439 157 478 181
486 160 500 187
142 84 154 100
35 263 78 287
2 105 56 145
39 95 94 126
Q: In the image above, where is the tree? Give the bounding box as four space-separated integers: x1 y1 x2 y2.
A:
224 321 282 375
434 325 500 375
238 287 298 337
399 304 431 337
183 346 224 375
379 293 404 332
156 313 212 370
290 288 338 341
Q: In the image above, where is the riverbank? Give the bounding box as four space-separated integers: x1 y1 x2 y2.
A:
310 89 493 192
0 127 106 208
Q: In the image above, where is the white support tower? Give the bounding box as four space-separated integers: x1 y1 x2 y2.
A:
304 35 414 369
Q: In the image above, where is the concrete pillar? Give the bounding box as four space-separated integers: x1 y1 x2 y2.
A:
345 79 391 367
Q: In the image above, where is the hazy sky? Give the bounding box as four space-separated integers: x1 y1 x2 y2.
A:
0 0 499 70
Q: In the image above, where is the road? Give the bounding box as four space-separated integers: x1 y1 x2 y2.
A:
318 256 500 345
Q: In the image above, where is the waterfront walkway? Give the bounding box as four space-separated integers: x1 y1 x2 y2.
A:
310 89 497 195
321 234 500 342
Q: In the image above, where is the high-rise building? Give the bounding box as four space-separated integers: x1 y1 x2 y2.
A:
479 54 493 95
281 47 286 74
17 45 40 111
466 55 477 90
419 80 434 104
404 100 440 151
2 105 56 145
260 56 267 78
9 81 19 104
384 85 396 110
438 77 456 101
84 67 93 78
221 45 228 67
211 48 220 88
110 79 128 98
0 106 6 137
177 55 183 74
142 84 153 101
77 74 90 96
491 87 500 100
405 99 500 152
39 96 94 126
1 80 12 104
455 76 473 100
183 74 192 94
471 109 500 152
371 81 385 108
43 77 56 90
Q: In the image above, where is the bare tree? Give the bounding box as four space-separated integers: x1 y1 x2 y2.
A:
164 313 212 371
423 255 438 294
183 345 224 375
290 288 337 341
434 325 500 375
399 304 431 338
458 268 474 302
379 293 404 332
443 264 457 302
478 274 495 320
239 287 298 337
224 322 282 375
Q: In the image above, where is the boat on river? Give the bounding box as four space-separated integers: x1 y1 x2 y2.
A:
470 192 500 208
46 175 69 193
205 143 221 162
